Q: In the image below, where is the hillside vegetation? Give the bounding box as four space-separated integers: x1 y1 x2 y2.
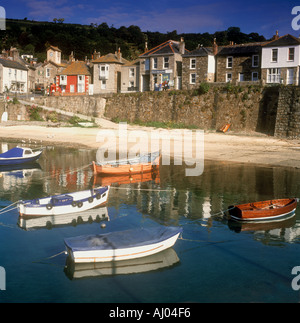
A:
1 19 266 62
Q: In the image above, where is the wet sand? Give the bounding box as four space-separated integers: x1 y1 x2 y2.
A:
0 121 300 169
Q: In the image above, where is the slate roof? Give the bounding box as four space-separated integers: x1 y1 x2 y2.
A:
0 58 28 71
263 34 300 47
140 40 189 57
58 60 90 75
182 47 213 57
217 42 264 56
47 45 62 52
92 53 129 65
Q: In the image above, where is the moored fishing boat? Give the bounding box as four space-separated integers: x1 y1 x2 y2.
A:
17 186 109 217
91 151 160 175
0 147 43 166
228 198 297 222
64 226 182 263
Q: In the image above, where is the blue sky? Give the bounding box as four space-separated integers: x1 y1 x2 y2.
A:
1 0 300 39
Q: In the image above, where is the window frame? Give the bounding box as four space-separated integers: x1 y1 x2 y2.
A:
226 56 233 68
190 73 196 84
190 58 196 69
271 49 278 63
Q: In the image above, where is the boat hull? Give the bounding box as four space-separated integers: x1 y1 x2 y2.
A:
228 198 297 222
18 186 109 217
0 151 42 166
65 226 182 263
91 152 160 175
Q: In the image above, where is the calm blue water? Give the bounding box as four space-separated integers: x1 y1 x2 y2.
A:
0 142 300 303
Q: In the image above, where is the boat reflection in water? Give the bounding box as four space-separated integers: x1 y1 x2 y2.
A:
64 247 180 280
91 170 160 187
18 207 109 231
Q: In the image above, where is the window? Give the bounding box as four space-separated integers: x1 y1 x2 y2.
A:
60 75 67 85
190 73 196 84
252 72 259 81
99 65 109 79
129 68 135 77
163 57 169 69
78 83 84 93
267 68 281 83
190 58 196 69
129 81 134 88
288 48 295 61
153 58 157 69
101 80 106 89
239 73 244 82
227 56 233 68
46 68 50 77
226 73 232 82
145 59 150 71
78 75 84 83
271 49 278 62
252 55 259 67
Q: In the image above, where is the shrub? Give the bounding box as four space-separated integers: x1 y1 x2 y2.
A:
27 105 43 121
198 82 210 94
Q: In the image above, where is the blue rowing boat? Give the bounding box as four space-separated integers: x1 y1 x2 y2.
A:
0 147 43 166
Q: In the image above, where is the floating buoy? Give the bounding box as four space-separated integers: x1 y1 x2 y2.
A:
101 223 106 229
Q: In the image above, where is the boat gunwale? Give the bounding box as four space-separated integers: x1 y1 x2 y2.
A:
229 198 297 220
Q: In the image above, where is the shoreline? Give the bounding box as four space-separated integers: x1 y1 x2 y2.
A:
1 121 300 169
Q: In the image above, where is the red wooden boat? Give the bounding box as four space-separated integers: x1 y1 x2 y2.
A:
91 151 160 176
228 198 297 222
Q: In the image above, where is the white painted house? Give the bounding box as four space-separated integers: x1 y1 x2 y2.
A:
261 34 300 85
0 58 28 93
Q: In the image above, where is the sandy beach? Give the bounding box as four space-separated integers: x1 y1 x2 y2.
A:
0 120 300 169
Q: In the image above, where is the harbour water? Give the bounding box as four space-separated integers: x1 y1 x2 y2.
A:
0 142 300 303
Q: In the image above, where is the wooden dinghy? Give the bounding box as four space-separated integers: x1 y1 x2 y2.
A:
91 151 160 176
17 186 109 217
64 226 182 263
0 147 43 166
228 198 297 222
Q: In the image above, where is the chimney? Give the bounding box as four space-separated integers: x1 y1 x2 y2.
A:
272 30 279 41
93 49 101 60
117 47 122 61
69 51 75 62
10 47 19 61
179 37 185 55
213 38 218 55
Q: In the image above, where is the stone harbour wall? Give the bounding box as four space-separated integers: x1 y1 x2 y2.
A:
105 85 267 132
30 94 107 118
274 87 300 138
2 85 299 139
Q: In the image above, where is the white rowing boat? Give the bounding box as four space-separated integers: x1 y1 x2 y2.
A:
64 226 182 263
17 186 109 217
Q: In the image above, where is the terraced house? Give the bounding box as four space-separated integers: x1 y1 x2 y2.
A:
215 42 263 83
56 60 91 95
182 40 217 89
91 49 129 94
261 33 300 85
139 38 188 91
0 58 28 93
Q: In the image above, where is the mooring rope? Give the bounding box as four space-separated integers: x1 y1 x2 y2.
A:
110 186 174 192
38 163 92 181
0 201 19 215
32 250 66 264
